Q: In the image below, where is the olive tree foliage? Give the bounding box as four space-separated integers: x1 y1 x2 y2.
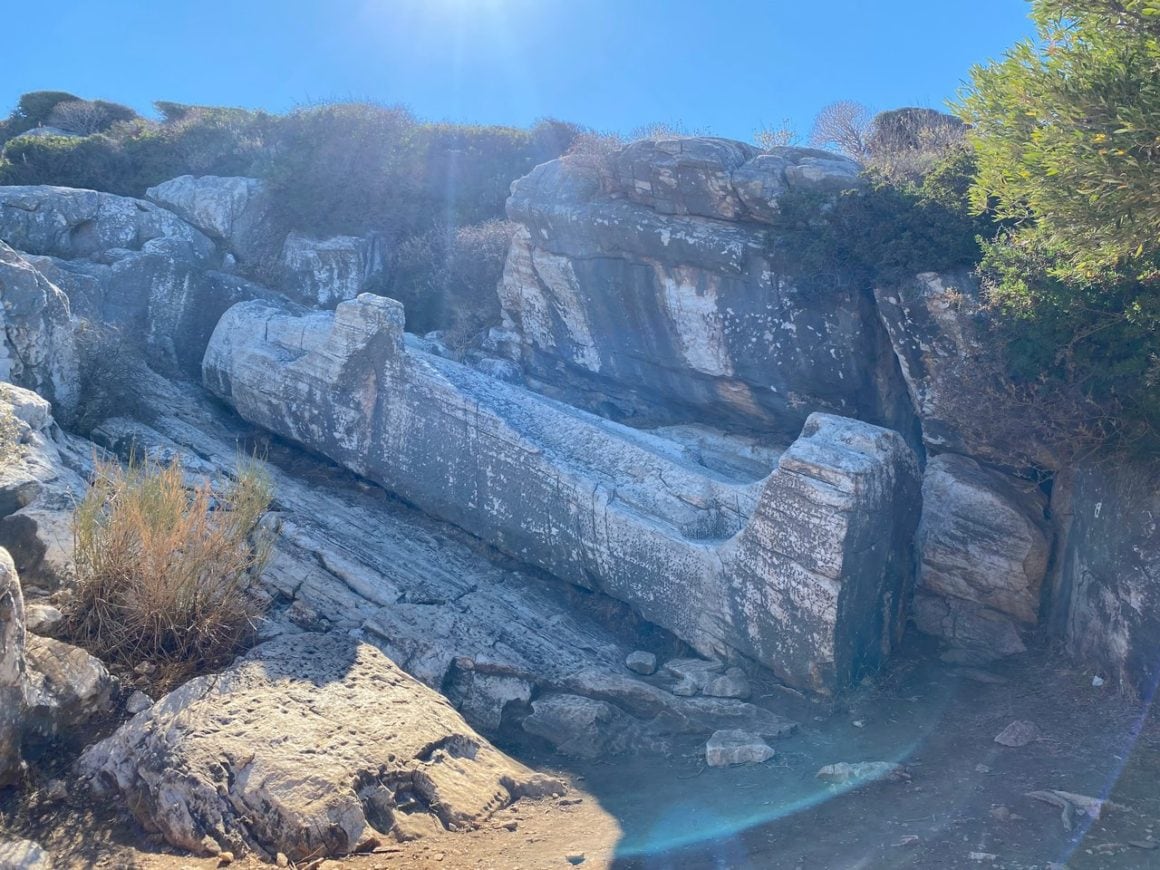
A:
957 0 1160 276
957 0 1160 441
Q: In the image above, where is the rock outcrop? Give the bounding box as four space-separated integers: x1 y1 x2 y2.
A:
914 454 1051 661
80 633 563 860
0 547 27 786
205 294 920 693
0 185 242 374
1051 458 1160 694
146 174 386 308
145 174 267 250
494 140 901 439
0 242 77 418
278 230 386 307
874 271 1058 471
0 384 89 590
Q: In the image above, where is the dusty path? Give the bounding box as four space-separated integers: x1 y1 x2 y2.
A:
5 641 1160 869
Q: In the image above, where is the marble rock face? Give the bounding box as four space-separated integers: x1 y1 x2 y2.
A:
494 138 903 440
914 453 1051 661
1052 458 1160 695
0 242 78 418
205 294 920 694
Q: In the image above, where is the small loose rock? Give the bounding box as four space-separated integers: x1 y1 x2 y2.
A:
994 719 1039 747
705 729 774 767
624 651 657 675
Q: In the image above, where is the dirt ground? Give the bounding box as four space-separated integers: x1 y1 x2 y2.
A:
5 636 1160 870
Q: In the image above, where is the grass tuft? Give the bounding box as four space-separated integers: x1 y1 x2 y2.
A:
65 455 273 691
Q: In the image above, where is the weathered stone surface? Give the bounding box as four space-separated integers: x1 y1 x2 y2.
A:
204 294 920 693
662 657 723 691
279 231 386 308
0 384 89 590
104 368 798 755
22 635 116 740
0 185 269 374
0 185 213 262
0 547 27 787
705 729 774 767
874 271 1058 470
994 720 1039 748
912 592 1027 663
522 694 667 759
915 454 1050 657
704 667 751 700
498 140 897 438
816 761 907 785
23 603 62 636
145 175 267 247
919 455 1049 623
0 838 53 869
80 633 563 860
0 242 78 417
1051 458 1160 694
624 651 657 675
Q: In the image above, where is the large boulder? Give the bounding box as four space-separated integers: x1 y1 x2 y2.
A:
914 454 1051 660
1050 457 1160 694
278 230 386 308
0 242 78 418
80 633 562 860
145 174 268 253
205 294 920 693
0 547 27 787
496 138 896 439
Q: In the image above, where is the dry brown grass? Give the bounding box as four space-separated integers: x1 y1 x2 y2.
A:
65 456 273 690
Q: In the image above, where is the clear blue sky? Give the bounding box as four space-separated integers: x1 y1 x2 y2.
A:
4 0 1034 142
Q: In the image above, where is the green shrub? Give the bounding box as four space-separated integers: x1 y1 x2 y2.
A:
0 132 134 193
70 320 152 435
0 91 82 145
383 218 514 337
66 456 273 690
768 147 988 292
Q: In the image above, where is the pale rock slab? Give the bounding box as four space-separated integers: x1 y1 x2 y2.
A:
705 729 774 767
915 454 1051 658
22 635 116 741
279 231 385 308
0 839 53 869
204 295 921 694
624 651 657 675
80 633 562 861
145 175 267 247
0 385 89 591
